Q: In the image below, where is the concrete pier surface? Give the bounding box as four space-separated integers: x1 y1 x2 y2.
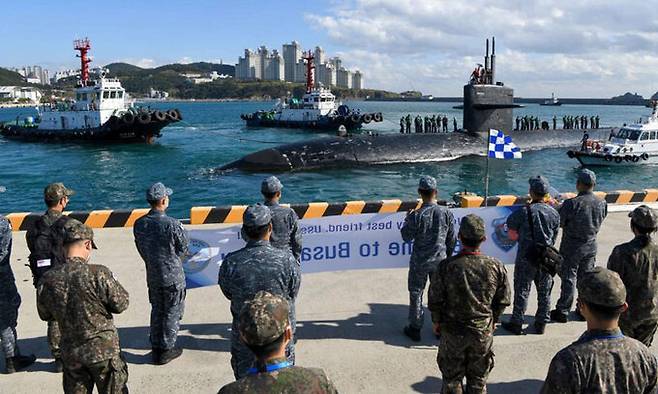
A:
1 210 656 393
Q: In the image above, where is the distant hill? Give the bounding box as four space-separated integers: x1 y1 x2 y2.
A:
610 92 645 105
651 91 658 101
105 62 144 75
0 67 26 86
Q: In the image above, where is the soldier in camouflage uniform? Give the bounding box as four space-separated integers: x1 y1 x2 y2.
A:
551 169 607 323
607 205 658 347
428 214 511 393
218 291 337 393
134 182 189 365
0 215 36 374
503 176 560 335
261 176 302 261
401 175 456 341
37 219 130 393
25 182 75 371
219 204 301 380
542 267 658 393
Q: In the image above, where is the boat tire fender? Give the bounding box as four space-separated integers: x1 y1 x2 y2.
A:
138 112 151 125
632 155 640 163
122 112 135 125
604 154 613 162
641 153 650 161
153 111 167 122
167 109 180 121
350 114 360 123
363 114 373 124
374 112 383 122
614 156 623 163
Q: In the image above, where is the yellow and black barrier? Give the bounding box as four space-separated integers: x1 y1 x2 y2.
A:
458 189 658 208
6 209 150 231
189 199 429 225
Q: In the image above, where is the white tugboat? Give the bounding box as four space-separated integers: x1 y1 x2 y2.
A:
240 51 382 132
0 38 182 143
568 104 658 166
540 92 562 106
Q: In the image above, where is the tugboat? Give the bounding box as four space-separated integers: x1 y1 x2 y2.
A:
240 51 382 132
0 38 182 144
540 93 562 106
567 104 658 166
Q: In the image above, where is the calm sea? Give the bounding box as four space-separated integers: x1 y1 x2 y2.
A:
0 100 654 218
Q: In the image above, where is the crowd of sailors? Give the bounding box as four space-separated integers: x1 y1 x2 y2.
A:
515 115 601 131
399 114 458 134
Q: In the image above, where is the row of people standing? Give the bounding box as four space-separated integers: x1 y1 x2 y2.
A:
563 115 600 129
399 171 658 393
515 115 601 131
399 114 457 134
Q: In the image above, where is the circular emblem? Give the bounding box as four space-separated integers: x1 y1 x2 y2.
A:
183 238 212 274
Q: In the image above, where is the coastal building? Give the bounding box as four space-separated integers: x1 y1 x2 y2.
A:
236 42 363 88
10 65 50 85
0 86 42 103
282 41 302 82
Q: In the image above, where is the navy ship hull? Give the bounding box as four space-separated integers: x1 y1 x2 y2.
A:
0 109 182 144
220 128 613 172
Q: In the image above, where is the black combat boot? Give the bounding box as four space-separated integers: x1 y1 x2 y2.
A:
403 326 421 342
6 354 36 374
156 347 183 365
501 321 525 335
54 357 63 373
534 322 546 335
550 309 568 323
151 348 162 364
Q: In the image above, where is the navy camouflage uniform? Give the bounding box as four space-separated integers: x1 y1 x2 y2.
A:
428 215 511 393
555 170 607 316
261 176 302 260
134 183 189 352
506 177 560 326
542 267 658 393
608 205 658 346
38 219 130 393
401 176 456 330
0 216 21 359
218 205 301 380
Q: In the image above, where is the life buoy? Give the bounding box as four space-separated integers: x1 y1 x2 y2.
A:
122 112 135 125
373 112 383 122
632 155 640 162
137 112 151 125
642 153 650 160
605 154 613 162
152 111 167 122
166 109 180 121
350 114 360 123
363 114 373 124
615 156 623 163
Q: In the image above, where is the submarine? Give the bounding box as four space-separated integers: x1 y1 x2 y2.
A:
220 38 611 173
219 128 613 172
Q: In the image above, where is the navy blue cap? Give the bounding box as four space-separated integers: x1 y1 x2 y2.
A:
529 175 550 195
146 182 173 202
261 176 283 194
418 175 437 191
243 204 272 228
578 169 596 186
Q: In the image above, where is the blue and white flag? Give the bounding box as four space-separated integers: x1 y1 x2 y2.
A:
488 129 522 159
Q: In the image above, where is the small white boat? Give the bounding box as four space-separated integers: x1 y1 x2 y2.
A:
567 105 658 166
540 92 561 106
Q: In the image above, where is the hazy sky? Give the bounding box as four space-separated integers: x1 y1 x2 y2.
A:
2 0 657 97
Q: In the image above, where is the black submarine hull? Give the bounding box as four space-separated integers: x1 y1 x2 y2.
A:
220 128 613 172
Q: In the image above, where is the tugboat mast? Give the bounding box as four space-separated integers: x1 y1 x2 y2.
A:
302 50 315 93
74 38 92 86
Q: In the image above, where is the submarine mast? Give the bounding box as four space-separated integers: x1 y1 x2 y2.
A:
463 37 517 134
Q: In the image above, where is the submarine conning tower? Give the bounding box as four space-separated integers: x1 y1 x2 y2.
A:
463 37 516 134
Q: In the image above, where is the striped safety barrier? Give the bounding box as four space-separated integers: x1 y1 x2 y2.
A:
6 209 150 231
189 199 435 225
458 189 658 208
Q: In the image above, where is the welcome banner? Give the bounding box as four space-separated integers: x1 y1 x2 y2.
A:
183 206 522 289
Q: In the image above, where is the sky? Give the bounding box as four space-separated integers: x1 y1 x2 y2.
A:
2 0 657 98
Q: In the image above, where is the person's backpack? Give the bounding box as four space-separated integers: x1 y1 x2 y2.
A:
524 205 563 276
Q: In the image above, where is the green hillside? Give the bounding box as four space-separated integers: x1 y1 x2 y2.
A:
0 67 26 86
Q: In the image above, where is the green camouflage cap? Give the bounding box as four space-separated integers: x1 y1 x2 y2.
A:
629 205 658 229
459 214 486 240
44 183 74 204
577 267 626 307
243 204 272 228
261 176 283 194
418 175 437 191
63 219 98 249
239 291 289 346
